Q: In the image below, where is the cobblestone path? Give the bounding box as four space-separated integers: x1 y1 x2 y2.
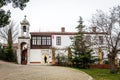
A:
0 60 92 80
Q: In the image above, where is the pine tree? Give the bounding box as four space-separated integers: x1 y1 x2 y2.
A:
0 0 29 27
71 16 93 68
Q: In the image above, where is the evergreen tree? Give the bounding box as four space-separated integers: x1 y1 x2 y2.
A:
5 44 15 62
0 0 29 27
71 16 93 68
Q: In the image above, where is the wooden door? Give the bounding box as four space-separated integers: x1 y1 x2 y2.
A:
21 49 27 65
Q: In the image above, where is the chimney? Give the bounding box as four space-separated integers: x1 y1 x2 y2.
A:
61 27 65 32
92 27 96 32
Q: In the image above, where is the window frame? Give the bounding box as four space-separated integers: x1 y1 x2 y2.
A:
99 36 103 45
31 36 51 46
56 36 61 45
32 36 37 45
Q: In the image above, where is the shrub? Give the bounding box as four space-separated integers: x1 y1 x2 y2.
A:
0 46 16 62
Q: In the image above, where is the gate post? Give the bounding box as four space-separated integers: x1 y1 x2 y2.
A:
52 48 55 65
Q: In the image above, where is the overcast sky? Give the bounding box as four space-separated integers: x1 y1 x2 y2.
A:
2 0 120 32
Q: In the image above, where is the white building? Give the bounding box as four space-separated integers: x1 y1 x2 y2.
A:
17 17 109 65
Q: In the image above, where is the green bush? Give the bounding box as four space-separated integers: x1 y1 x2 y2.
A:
0 46 16 62
103 60 109 64
0 48 6 60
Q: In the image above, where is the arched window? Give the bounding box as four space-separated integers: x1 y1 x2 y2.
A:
23 26 26 32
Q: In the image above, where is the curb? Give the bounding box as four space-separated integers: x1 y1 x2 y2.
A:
88 76 93 80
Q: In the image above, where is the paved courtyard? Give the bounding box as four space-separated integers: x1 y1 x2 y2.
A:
0 60 92 80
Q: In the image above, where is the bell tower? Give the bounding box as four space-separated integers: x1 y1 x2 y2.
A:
17 16 30 65
20 15 30 37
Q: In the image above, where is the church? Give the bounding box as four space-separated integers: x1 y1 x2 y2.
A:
17 16 112 65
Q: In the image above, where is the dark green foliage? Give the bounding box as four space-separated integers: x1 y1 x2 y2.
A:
0 45 16 62
56 54 68 66
0 48 6 60
5 45 15 62
71 16 93 68
0 9 10 27
0 0 29 27
0 0 29 9
103 60 109 64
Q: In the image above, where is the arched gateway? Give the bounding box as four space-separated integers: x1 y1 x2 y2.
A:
21 42 28 65
21 48 27 64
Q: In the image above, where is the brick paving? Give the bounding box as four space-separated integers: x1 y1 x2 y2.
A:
0 60 93 80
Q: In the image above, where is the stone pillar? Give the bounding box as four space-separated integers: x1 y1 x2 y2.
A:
98 48 103 64
26 39 30 65
17 49 21 64
27 47 30 64
68 47 72 65
17 39 21 64
52 48 55 65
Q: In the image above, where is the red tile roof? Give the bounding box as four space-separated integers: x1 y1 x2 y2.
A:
30 31 108 35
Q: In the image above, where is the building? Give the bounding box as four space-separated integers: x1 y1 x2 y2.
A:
17 16 110 65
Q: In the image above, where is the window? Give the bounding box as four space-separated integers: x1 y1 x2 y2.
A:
42 37 47 45
47 37 51 45
92 35 98 45
99 36 103 44
32 36 51 46
42 37 51 45
32 37 37 45
23 26 26 32
56 36 61 45
37 37 41 45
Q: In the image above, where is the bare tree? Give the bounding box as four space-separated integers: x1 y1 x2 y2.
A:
0 21 19 44
84 27 108 65
91 5 120 73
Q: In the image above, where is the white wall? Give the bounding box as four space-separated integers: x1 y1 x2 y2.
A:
30 49 41 62
30 49 52 63
52 35 73 48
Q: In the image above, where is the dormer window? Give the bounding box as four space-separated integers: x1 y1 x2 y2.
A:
23 26 26 32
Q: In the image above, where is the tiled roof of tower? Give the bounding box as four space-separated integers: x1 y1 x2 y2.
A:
21 15 30 25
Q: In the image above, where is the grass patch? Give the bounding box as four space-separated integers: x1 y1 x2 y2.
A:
78 68 120 80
